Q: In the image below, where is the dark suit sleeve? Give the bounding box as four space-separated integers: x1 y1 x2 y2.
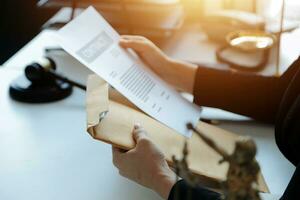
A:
177 58 300 200
168 180 221 200
192 63 298 123
280 164 300 200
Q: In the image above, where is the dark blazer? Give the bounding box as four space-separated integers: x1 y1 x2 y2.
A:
168 57 300 200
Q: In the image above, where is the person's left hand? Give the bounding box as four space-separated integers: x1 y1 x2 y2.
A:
112 124 176 199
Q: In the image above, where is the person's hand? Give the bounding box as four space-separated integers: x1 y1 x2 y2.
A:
119 35 170 76
112 124 177 199
119 35 197 93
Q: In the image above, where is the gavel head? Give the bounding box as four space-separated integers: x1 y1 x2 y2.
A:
9 57 73 103
25 57 56 84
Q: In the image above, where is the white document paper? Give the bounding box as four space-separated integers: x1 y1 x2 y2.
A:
56 7 200 137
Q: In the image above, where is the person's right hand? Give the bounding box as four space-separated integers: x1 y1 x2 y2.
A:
119 35 171 77
119 35 197 93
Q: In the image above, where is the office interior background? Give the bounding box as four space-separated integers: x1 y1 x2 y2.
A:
1 0 300 65
0 0 300 200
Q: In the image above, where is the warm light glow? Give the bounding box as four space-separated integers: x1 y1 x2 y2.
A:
230 35 274 50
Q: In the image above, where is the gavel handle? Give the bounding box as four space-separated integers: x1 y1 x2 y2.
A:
48 71 87 91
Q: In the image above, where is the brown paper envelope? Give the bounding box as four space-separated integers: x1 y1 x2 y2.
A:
86 75 269 192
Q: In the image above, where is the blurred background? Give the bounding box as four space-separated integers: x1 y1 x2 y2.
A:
0 0 58 64
1 0 300 65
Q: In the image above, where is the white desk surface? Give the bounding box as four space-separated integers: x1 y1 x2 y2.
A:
1 29 296 200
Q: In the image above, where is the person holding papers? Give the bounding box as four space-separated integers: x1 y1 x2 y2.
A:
112 35 300 200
